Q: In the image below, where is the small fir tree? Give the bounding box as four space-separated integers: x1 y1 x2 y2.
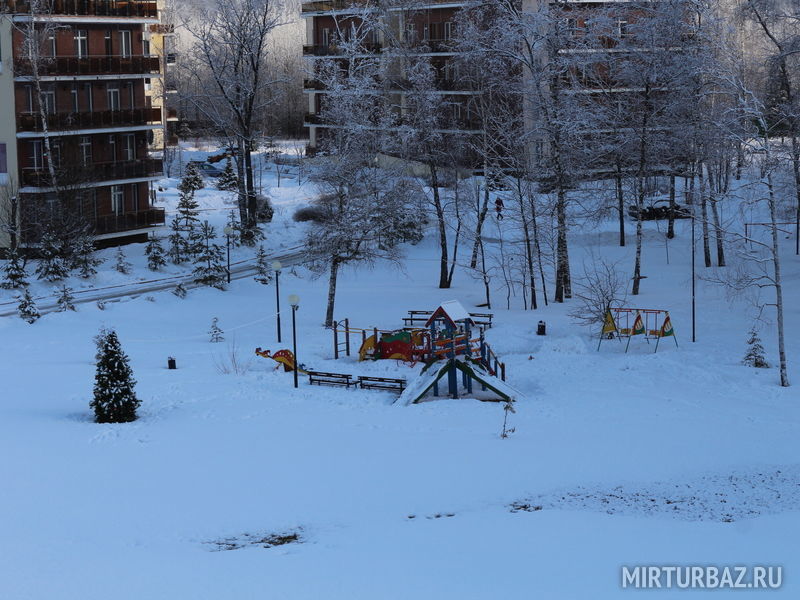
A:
17 288 40 323
209 317 224 342
179 162 204 194
743 327 770 369
253 245 272 284
71 234 102 279
114 247 132 274
225 210 242 248
2 249 29 289
56 285 76 312
217 156 238 191
192 221 227 290
172 282 188 298
145 236 167 271
91 328 140 423
167 216 190 264
35 232 69 282
175 187 201 230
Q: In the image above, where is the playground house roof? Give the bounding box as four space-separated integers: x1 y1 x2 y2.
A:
425 300 474 329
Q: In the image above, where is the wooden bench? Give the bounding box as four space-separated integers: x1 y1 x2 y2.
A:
358 376 407 392
404 310 494 330
307 371 356 388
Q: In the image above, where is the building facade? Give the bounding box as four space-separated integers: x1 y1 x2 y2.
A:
0 0 167 249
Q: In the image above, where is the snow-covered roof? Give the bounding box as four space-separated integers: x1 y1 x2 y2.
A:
425 300 473 328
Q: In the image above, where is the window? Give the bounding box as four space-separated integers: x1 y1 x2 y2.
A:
107 85 120 110
444 22 452 40
84 83 93 112
104 30 113 56
617 20 629 39
47 32 57 57
108 135 117 162
25 85 33 112
79 136 92 166
111 185 125 215
0 143 7 175
75 29 88 58
30 140 43 169
322 28 330 47
143 38 150 56
127 81 134 108
40 89 56 114
71 85 79 112
130 183 139 212
122 134 135 161
50 140 61 168
120 30 132 58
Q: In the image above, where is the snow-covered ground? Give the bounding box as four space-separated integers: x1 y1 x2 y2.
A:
1 145 799 599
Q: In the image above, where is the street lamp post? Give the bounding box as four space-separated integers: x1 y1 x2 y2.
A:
223 226 233 284
289 294 300 389
272 260 282 343
691 213 696 343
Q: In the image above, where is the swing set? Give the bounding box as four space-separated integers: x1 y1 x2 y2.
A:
597 307 678 353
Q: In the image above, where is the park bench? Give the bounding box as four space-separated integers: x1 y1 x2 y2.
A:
307 371 356 388
403 310 494 330
358 376 407 392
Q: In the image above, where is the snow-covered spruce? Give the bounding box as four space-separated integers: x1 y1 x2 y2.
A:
90 329 140 424
113 247 132 275
172 282 188 299
71 233 102 279
209 317 224 343
35 232 69 282
179 161 204 194
2 249 29 289
192 221 228 290
145 236 167 271
17 288 40 323
743 327 770 369
217 156 238 191
56 285 76 312
253 245 272 285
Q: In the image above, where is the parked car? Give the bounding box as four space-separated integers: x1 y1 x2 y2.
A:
627 199 692 221
187 161 224 178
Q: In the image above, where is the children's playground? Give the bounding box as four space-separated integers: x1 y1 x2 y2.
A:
256 300 520 405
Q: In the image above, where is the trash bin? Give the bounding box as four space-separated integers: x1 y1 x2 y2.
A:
537 321 546 336
168 357 177 370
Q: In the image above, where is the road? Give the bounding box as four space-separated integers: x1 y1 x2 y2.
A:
0 246 306 317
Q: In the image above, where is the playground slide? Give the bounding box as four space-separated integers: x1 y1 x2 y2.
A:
397 358 524 405
395 360 452 405
255 348 309 374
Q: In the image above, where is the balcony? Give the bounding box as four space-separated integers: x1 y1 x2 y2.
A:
17 107 162 133
93 207 166 235
21 158 163 187
302 0 462 13
302 43 382 56
14 55 161 77
2 0 158 18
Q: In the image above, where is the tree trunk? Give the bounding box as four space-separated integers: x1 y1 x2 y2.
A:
518 181 537 310
530 192 548 307
667 175 676 239
554 188 570 302
470 178 491 270
325 257 340 328
632 183 644 296
430 163 450 289
699 165 711 268
616 170 626 247
765 150 789 386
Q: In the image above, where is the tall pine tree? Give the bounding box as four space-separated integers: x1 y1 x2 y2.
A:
179 162 204 194
91 329 140 423
253 245 272 285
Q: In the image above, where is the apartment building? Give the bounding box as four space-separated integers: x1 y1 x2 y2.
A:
0 0 166 249
301 0 478 152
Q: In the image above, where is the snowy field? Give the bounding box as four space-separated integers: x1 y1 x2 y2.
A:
1 145 799 599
